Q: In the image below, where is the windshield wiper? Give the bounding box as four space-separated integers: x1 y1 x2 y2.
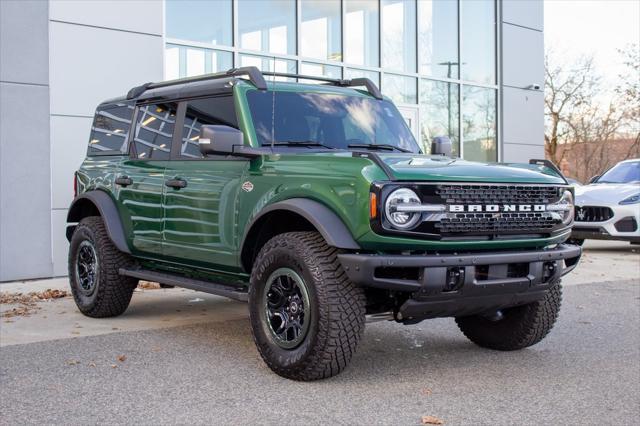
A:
347 143 412 153
271 140 335 149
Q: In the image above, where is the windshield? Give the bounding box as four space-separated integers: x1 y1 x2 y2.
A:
246 90 420 153
597 161 640 184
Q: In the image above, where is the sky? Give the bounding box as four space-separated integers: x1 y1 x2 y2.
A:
544 0 640 94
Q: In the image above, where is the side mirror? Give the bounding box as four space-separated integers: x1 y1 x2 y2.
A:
588 175 600 184
431 136 452 156
198 125 244 156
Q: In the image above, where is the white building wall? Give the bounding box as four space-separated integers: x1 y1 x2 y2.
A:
500 0 545 162
48 0 164 276
0 0 53 281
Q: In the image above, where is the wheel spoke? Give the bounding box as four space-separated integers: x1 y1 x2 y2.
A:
76 240 98 293
263 268 311 349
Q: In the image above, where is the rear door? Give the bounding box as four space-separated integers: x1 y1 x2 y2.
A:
162 95 249 271
116 102 178 256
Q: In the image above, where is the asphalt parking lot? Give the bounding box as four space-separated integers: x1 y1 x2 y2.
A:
1 240 638 425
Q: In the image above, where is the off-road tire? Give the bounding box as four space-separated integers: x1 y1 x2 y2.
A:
455 281 562 351
68 216 137 318
249 232 366 381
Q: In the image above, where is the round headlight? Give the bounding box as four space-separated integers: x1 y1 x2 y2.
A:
384 188 422 229
559 189 574 225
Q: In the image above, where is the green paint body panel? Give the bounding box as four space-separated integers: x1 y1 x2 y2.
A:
73 80 571 285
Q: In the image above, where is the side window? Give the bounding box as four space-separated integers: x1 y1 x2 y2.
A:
132 103 177 160
181 96 238 158
88 103 134 155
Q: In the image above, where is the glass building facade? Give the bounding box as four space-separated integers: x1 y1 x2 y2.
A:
165 0 498 162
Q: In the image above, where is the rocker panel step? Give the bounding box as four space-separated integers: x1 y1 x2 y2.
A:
119 268 248 302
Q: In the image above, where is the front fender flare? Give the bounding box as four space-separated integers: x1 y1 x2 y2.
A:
66 191 131 254
241 198 360 253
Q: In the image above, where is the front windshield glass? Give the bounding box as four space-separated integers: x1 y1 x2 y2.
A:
246 90 421 153
597 161 640 184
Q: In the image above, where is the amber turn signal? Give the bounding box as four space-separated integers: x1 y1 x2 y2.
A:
369 192 378 219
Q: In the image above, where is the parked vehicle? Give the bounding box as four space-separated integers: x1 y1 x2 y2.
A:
566 177 582 187
66 67 581 380
571 159 640 245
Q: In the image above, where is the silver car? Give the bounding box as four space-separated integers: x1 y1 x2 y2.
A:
571 158 640 245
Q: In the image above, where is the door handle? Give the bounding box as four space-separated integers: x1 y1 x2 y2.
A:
165 178 187 189
115 176 133 187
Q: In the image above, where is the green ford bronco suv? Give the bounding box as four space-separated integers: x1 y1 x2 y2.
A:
67 67 581 380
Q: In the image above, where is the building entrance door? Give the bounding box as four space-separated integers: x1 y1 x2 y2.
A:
396 106 420 143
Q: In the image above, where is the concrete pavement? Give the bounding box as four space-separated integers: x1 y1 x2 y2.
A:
0 240 638 424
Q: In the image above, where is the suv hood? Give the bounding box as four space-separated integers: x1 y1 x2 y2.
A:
575 183 639 204
376 154 566 184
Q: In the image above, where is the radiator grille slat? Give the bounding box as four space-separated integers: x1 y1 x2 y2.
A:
436 184 559 205
416 184 564 235
575 206 614 222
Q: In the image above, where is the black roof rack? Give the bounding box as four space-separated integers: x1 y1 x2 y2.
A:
126 66 383 100
126 66 267 99
262 72 383 99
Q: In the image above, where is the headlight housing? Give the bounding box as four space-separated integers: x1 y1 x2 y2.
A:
384 188 422 230
620 193 640 205
547 189 574 225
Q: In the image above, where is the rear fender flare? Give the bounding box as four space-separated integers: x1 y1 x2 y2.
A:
66 190 131 254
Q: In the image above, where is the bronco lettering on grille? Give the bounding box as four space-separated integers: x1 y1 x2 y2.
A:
449 204 547 212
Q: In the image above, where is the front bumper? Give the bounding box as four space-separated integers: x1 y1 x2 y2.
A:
338 244 582 322
572 203 640 243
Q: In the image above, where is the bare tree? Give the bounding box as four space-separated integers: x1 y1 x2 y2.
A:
544 52 599 166
615 44 640 158
545 47 639 180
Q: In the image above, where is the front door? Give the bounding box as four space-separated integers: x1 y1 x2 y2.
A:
161 96 248 271
116 102 177 256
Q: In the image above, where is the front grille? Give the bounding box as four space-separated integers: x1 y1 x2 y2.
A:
405 183 565 237
437 184 559 205
575 206 613 222
438 212 557 234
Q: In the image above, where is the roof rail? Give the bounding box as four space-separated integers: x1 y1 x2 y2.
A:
126 66 383 100
262 71 383 99
126 66 267 100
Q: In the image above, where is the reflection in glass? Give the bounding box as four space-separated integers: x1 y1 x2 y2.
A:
461 0 496 84
419 80 460 155
300 62 342 82
165 45 232 79
462 86 496 162
134 103 177 160
381 0 416 73
246 91 420 152
345 0 379 67
238 0 296 55
301 0 342 61
165 45 180 80
240 54 297 81
181 97 239 158
382 74 417 104
165 0 232 46
89 104 134 154
344 68 380 87
418 0 459 78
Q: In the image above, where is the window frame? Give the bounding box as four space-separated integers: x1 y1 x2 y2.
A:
128 101 181 161
168 94 246 162
87 102 135 157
